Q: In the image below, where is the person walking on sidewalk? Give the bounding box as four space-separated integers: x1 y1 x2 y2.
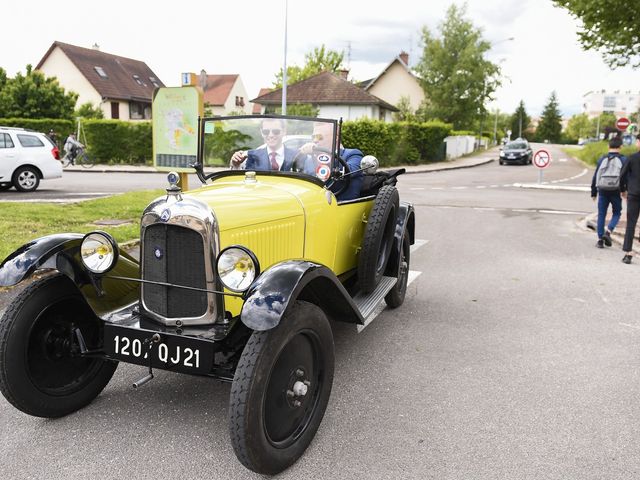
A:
620 134 640 264
591 136 627 248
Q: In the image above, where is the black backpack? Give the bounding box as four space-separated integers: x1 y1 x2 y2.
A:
596 154 623 191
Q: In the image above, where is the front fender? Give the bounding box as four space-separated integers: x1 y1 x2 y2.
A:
0 234 140 317
241 260 364 331
385 202 415 278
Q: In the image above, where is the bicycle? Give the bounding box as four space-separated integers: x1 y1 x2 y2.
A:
61 147 94 169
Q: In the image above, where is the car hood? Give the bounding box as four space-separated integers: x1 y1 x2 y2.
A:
187 177 307 231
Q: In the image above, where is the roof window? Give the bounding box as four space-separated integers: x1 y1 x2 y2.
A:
149 77 160 87
133 74 144 86
94 66 108 78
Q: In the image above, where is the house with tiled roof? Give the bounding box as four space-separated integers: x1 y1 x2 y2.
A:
185 70 251 116
252 71 398 122
358 52 424 112
253 88 273 114
36 41 164 120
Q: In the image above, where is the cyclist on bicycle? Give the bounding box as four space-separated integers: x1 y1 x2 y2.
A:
63 133 84 165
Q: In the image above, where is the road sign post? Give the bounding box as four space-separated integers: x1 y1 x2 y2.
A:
533 149 551 184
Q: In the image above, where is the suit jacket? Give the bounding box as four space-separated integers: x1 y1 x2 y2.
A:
245 147 298 171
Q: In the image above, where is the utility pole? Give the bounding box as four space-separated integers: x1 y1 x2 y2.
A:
493 109 499 145
519 112 522 138
596 115 601 140
281 0 288 115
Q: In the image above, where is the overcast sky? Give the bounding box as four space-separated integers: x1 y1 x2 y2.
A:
3 0 639 117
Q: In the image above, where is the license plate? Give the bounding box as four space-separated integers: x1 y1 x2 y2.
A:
104 324 214 375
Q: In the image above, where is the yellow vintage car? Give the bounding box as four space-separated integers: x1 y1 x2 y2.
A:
0 115 414 475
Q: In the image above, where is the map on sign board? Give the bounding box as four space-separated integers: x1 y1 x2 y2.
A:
152 87 203 172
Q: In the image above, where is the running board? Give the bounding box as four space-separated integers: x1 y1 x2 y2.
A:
353 276 397 333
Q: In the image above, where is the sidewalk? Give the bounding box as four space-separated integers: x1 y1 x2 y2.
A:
63 148 499 175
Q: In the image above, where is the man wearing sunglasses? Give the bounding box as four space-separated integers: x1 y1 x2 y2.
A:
230 118 298 171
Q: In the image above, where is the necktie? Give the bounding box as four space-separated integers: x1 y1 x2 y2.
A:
269 152 279 170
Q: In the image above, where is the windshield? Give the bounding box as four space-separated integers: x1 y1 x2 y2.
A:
505 141 527 150
200 116 338 182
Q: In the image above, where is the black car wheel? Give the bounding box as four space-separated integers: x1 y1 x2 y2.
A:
12 166 40 192
358 185 399 293
0 274 117 418
229 301 334 475
385 234 411 308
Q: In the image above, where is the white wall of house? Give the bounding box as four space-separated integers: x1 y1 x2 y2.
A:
318 104 395 122
222 77 252 114
367 62 424 111
37 47 102 111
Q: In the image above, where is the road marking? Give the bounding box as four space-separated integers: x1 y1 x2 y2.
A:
452 186 467 190
537 209 590 215
411 239 429 253
595 289 610 304
410 187 425 190
620 323 640 330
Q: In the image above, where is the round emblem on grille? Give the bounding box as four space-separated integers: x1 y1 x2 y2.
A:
160 209 171 222
154 247 163 259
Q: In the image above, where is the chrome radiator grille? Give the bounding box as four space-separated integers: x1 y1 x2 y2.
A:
142 224 207 318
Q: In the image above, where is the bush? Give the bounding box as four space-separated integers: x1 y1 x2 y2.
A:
341 119 452 166
0 118 74 144
82 120 152 164
567 140 636 166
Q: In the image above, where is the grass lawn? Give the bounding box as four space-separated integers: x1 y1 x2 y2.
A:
0 190 163 261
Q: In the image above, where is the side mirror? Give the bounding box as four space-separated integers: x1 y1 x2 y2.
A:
360 155 379 174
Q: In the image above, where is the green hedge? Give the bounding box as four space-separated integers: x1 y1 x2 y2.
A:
83 120 152 164
0 118 74 144
2 118 454 166
567 140 637 166
341 119 451 166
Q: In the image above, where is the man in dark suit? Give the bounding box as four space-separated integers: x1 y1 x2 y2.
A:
230 118 298 171
298 121 364 201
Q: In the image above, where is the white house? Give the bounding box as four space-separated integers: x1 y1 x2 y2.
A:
36 41 164 120
252 71 398 122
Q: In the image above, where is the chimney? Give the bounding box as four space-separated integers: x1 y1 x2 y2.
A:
92 43 100 51
399 51 409 66
338 69 349 80
199 69 207 89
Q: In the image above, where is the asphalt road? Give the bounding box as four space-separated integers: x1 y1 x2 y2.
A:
2 145 640 479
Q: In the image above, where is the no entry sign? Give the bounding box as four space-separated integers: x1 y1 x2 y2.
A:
533 149 551 169
616 117 631 131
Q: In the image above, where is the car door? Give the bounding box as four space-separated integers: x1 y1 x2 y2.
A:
0 132 19 183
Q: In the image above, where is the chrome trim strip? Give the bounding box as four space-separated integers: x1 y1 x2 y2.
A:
140 194 222 326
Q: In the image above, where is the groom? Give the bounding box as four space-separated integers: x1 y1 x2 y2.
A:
230 118 298 171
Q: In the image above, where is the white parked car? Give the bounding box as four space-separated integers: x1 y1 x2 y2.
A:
0 127 63 192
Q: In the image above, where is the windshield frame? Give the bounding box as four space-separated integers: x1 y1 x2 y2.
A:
194 114 340 185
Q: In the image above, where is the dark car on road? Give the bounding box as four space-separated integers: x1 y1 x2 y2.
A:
499 139 533 165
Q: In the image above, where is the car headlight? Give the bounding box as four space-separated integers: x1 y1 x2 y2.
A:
81 231 119 274
217 246 260 292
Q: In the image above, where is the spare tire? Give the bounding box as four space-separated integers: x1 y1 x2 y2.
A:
358 185 399 293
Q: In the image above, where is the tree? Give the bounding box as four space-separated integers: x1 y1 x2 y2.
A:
393 96 416 122
553 1 640 68
75 102 104 119
565 113 591 142
414 3 502 129
0 65 77 119
273 45 344 88
510 101 531 139
535 92 563 143
590 112 616 139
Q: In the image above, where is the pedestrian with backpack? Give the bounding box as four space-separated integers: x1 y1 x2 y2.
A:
620 134 640 264
591 136 626 248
